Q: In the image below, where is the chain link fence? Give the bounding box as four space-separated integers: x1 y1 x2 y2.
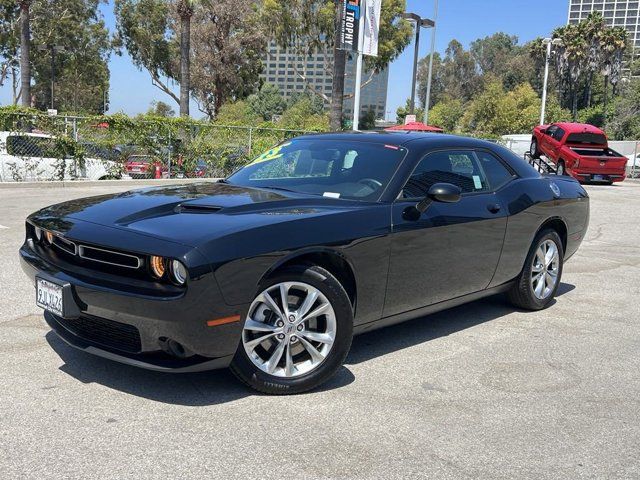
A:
0 112 318 182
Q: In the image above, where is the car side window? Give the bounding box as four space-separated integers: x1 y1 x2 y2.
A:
402 150 489 198
475 151 515 191
552 127 565 142
546 126 558 138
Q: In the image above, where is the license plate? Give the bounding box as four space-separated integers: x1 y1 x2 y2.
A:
36 278 64 317
593 174 604 181
131 167 141 172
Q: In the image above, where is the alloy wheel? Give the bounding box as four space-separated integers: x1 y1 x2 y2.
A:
242 282 337 378
530 239 560 300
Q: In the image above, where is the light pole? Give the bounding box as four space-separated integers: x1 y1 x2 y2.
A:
423 0 438 125
401 13 435 116
540 37 562 125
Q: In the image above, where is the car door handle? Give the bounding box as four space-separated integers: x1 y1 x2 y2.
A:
487 203 501 214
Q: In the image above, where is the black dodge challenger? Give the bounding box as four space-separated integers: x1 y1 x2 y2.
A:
20 132 590 394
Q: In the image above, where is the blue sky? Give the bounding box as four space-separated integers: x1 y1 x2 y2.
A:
0 0 567 120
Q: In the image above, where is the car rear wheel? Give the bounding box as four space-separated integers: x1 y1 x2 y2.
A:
530 138 540 159
230 264 353 394
508 229 564 310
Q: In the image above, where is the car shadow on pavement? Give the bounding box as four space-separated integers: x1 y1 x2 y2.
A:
45 283 574 403
346 284 575 366
45 332 355 405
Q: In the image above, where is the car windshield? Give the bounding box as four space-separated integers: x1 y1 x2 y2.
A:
226 139 407 201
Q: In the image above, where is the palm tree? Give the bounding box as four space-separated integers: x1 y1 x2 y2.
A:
553 24 587 120
19 0 30 107
176 0 194 117
600 27 627 126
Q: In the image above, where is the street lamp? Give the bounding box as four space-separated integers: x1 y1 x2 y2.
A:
540 37 562 125
401 12 435 117
37 44 65 110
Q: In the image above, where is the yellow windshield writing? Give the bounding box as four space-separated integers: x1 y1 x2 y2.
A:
250 142 292 165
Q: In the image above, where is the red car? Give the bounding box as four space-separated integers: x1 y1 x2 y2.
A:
124 155 168 179
531 122 626 184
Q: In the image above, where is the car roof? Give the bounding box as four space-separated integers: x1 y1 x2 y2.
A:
292 131 500 150
0 131 55 139
553 123 605 135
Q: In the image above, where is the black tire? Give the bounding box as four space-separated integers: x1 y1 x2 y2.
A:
508 229 564 311
530 138 540 159
230 264 353 395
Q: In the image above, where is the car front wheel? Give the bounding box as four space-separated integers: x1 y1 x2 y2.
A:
530 139 540 158
230 264 353 394
508 229 564 310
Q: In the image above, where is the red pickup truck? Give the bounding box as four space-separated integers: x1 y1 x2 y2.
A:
531 122 626 184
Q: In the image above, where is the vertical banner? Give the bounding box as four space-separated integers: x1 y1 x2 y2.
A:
362 0 381 57
338 0 362 52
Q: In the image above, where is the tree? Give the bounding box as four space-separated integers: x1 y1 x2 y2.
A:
416 52 443 109
215 99 260 126
19 0 30 107
548 13 628 120
247 83 287 121
608 78 640 140
279 94 329 131
147 100 175 117
0 2 21 103
28 0 111 113
427 97 464 132
441 40 481 102
263 0 412 130
189 0 265 118
114 0 178 105
176 0 193 116
470 32 518 77
395 98 424 125
461 80 543 137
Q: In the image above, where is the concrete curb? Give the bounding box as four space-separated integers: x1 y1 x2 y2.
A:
0 178 222 189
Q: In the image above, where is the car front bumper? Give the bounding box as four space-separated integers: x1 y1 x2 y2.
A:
20 240 246 372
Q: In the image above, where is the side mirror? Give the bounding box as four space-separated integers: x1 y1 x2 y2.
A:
416 183 462 213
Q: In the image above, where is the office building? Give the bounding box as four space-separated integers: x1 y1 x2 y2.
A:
568 0 639 55
260 41 388 120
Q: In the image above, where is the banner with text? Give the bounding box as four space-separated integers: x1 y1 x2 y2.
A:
362 0 381 57
338 0 362 52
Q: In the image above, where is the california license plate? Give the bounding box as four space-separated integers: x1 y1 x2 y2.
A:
36 278 64 317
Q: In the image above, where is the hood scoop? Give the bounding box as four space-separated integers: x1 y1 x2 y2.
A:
175 203 223 214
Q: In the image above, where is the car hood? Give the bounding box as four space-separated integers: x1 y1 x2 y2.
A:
30 182 366 247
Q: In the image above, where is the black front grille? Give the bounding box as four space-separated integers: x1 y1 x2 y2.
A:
56 314 142 353
78 245 142 269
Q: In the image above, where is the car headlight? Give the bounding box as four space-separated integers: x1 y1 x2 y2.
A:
150 255 166 279
44 230 54 244
170 260 188 285
34 226 42 242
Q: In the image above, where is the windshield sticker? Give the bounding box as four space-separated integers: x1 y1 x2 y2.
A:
323 192 341 199
472 175 482 190
250 142 292 165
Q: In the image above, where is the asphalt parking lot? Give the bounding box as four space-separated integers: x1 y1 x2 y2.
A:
1 181 639 479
